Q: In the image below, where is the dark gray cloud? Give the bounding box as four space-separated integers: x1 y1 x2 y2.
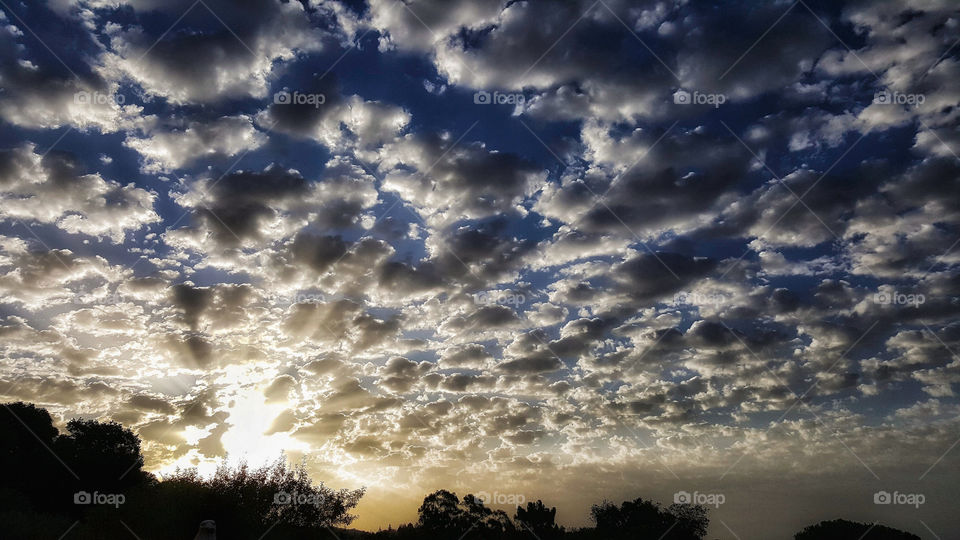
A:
613 252 718 302
192 165 309 243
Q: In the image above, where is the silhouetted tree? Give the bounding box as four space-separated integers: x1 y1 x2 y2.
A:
416 490 515 539
667 502 710 539
138 457 366 538
461 493 514 539
794 519 920 539
0 402 78 532
418 489 466 534
0 402 63 502
591 497 709 539
0 401 367 540
56 417 147 494
515 499 563 539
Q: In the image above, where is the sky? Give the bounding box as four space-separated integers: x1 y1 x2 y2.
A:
0 0 958 537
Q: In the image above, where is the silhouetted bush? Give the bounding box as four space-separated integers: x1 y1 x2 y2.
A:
114 457 364 539
590 497 709 539
377 490 708 539
794 519 920 539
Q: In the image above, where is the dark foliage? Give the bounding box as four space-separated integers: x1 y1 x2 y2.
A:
795 519 921 539
589 497 708 539
416 490 515 538
0 401 363 539
374 490 707 540
515 500 564 539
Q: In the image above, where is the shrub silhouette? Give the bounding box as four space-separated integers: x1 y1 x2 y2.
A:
391 490 708 539
124 457 365 539
794 519 920 539
590 497 709 539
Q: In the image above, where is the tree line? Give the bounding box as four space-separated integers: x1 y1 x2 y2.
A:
1 401 920 539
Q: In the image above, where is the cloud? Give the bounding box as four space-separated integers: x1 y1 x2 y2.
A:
379 132 546 226
165 157 381 267
96 0 333 104
256 76 410 155
0 144 160 242
125 115 266 173
0 10 148 131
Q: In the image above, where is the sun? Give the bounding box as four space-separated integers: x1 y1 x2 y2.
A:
155 366 310 479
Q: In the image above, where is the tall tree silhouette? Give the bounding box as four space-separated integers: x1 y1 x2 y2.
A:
515 500 563 539
417 490 514 539
57 417 147 494
0 402 66 510
417 489 468 534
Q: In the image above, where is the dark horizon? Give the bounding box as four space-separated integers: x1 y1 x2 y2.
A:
0 399 929 539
